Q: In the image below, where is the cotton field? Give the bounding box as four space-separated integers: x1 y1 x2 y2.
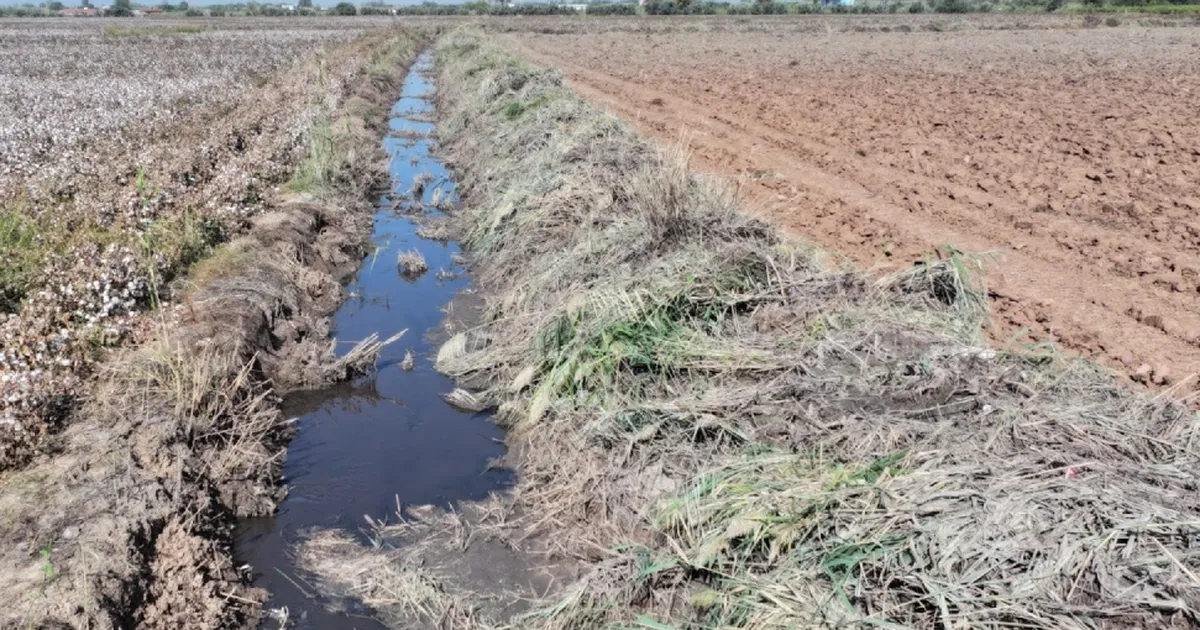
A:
0 19 398 466
0 21 371 192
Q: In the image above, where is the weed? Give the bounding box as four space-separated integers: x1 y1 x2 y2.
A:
285 121 336 195
39 545 55 583
502 95 551 120
184 240 253 292
503 101 525 120
0 208 43 312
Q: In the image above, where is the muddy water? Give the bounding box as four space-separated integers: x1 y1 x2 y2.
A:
236 52 511 629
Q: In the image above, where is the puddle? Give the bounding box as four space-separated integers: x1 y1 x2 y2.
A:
236 51 511 629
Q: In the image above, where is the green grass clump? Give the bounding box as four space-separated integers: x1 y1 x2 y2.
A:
502 95 552 120
0 209 44 312
101 24 208 38
141 210 226 273
284 121 337 195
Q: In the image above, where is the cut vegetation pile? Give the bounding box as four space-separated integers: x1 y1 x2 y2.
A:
303 28 1200 630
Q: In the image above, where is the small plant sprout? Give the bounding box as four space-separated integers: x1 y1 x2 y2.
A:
40 545 55 582
368 239 391 271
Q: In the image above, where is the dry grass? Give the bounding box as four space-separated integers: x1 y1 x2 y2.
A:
443 388 492 412
410 28 1200 630
327 329 409 381
300 529 484 628
416 217 456 241
397 248 430 277
411 172 434 199
297 500 530 630
94 334 287 518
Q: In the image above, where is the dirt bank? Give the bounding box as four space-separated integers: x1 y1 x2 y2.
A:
507 24 1200 389
299 27 1200 630
0 28 425 629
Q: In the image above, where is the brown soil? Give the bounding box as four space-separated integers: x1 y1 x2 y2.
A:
507 25 1200 387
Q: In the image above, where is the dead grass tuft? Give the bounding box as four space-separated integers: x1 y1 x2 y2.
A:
327 329 409 381
296 500 537 630
877 244 991 334
416 217 456 242
397 249 429 277
94 335 287 517
299 529 484 628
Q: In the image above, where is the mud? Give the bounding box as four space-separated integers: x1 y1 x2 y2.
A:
509 25 1200 386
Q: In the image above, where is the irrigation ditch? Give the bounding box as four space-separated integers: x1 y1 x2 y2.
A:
234 50 514 629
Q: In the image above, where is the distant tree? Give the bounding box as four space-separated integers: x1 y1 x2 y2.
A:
109 0 134 15
179 0 188 7
933 0 971 12
48 0 64 9
331 1 356 13
298 0 313 7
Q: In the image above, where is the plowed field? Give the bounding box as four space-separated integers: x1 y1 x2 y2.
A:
510 26 1200 387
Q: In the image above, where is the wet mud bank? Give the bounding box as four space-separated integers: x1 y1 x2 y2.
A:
236 51 511 629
